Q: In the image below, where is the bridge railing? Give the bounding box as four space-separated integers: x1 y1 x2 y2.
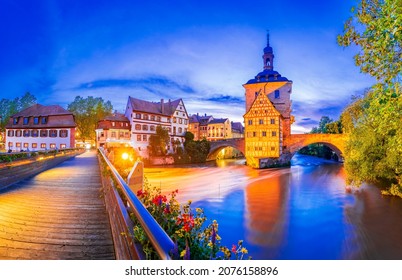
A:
98 148 175 260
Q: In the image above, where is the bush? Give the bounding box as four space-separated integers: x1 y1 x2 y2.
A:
133 180 250 260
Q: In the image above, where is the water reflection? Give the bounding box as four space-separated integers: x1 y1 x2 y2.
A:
144 154 402 259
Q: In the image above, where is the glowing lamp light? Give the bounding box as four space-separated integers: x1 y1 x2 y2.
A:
85 144 91 149
122 152 129 160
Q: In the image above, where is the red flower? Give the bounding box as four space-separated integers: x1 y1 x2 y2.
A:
152 194 167 206
177 213 195 232
231 244 237 253
137 189 147 197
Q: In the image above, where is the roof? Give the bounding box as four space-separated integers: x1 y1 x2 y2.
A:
231 121 244 132
128 97 183 116
208 118 228 124
189 114 213 124
102 112 129 122
10 104 72 118
246 69 291 84
6 104 76 129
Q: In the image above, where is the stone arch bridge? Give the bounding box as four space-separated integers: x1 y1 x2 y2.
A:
207 134 347 162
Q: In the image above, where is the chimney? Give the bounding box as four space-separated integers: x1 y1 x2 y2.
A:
161 99 164 114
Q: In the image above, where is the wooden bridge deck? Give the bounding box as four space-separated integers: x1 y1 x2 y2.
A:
0 151 115 260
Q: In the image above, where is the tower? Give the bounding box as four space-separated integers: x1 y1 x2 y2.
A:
243 32 294 168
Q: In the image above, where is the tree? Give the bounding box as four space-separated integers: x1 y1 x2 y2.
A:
0 92 37 131
67 96 113 143
310 116 333 134
338 0 402 196
148 125 170 156
337 0 402 84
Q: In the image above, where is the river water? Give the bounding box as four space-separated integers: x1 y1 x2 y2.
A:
144 154 402 260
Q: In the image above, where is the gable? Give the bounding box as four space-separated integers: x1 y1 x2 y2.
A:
244 90 281 118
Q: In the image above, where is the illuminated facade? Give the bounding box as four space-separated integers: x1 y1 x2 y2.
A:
95 112 131 148
5 104 76 152
125 97 189 157
207 118 232 141
243 33 294 168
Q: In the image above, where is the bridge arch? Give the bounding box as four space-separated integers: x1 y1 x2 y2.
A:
287 134 347 162
207 138 245 160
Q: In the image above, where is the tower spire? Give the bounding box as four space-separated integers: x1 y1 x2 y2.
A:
263 31 274 70
266 30 270 47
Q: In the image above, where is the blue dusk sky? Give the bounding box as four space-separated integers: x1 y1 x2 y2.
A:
0 0 375 133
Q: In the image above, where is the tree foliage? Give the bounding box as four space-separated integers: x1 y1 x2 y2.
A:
0 92 37 131
67 96 113 143
337 0 402 84
148 125 170 156
338 0 402 196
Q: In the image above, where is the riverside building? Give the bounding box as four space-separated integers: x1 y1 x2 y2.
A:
5 104 76 152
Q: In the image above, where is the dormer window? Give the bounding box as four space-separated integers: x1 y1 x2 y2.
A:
34 117 39 125
13 117 19 125
41 116 48 124
23 117 29 125
274 90 280 99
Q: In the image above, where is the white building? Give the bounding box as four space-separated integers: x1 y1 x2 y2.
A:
125 97 189 157
5 104 76 152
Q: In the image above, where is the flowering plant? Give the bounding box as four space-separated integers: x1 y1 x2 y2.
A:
132 180 250 260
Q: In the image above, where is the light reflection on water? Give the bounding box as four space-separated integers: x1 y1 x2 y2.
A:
144 154 402 260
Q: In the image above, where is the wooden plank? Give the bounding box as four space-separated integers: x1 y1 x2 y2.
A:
0 151 115 260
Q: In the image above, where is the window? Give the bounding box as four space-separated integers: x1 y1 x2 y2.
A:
13 117 19 125
142 125 148 130
176 112 178 115
16 142 21 148
16 130 22 137
7 130 14 137
23 117 29 125
33 117 39 124
143 135 147 141
248 120 253 125
49 130 57 137
8 142 13 147
32 143 37 149
274 90 280 99
271 118 275 124
179 118 182 124
253 132 256 137
41 116 47 124
151 115 155 121
259 119 264 125
271 147 275 151
167 118 171 123
143 114 149 120
40 130 48 137
173 127 176 134
135 124 141 130
59 130 68 138
137 135 141 141
31 130 39 137
41 143 46 149
112 122 115 127
50 143 56 149
262 131 267 137
150 125 155 131
173 117 177 123
272 131 277 137
23 143 29 148
178 127 183 134
136 113 141 119
23 130 30 137
125 132 129 137
119 131 124 137
184 120 188 125
111 132 116 138
157 116 161 122
120 122 123 127
60 144 66 149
